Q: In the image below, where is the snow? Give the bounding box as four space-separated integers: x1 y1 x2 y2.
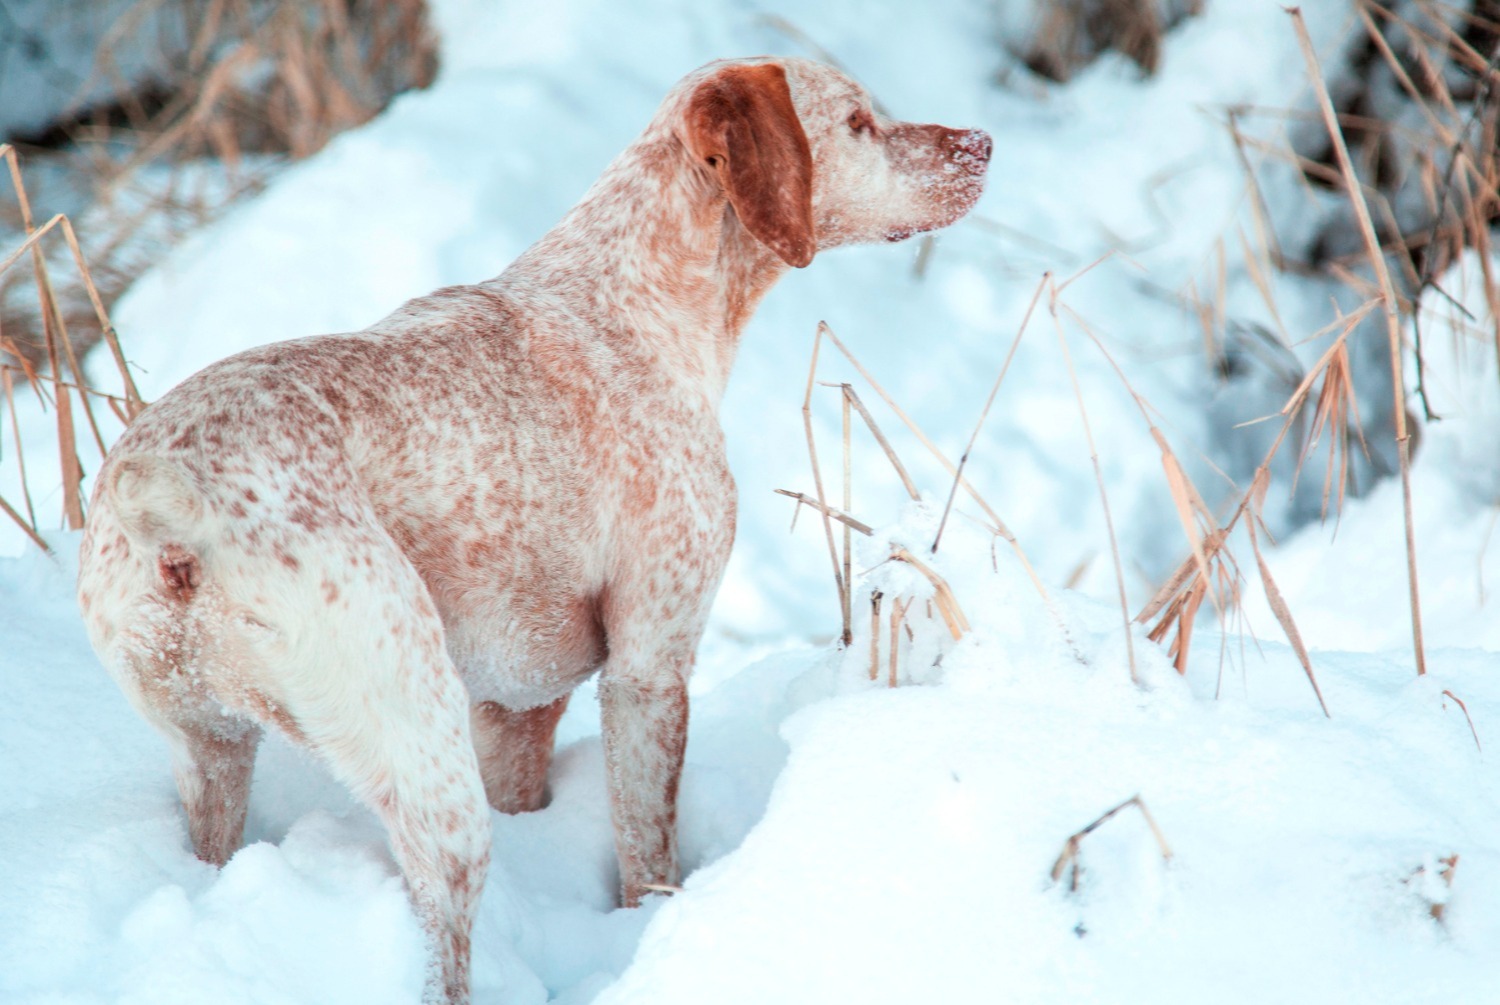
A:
4 0 1500 1002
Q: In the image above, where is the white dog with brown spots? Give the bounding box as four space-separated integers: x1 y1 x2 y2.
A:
77 56 991 1003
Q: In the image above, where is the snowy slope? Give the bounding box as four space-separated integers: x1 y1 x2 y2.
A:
4 0 1500 1002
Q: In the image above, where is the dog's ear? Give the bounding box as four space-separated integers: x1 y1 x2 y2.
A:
684 63 815 268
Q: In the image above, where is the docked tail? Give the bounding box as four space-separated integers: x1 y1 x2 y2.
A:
107 454 213 600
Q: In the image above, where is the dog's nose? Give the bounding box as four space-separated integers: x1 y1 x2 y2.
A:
959 129 993 163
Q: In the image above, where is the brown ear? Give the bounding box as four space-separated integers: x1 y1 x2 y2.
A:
684 63 815 268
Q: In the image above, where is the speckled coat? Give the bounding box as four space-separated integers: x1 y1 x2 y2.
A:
76 56 991 1004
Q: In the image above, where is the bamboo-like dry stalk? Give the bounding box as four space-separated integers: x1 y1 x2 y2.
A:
841 384 920 501
773 490 874 536
1 366 36 529
842 385 854 645
889 595 906 688
1290 6 1427 677
802 330 851 646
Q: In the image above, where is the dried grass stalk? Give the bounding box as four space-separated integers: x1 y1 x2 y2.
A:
1049 279 1138 685
842 385 854 645
1290 6 1427 676
773 490 874 537
933 275 1046 554
1128 301 1375 710
889 595 907 687
1049 794 1174 893
814 322 1053 607
1 359 36 529
891 547 969 640
1 145 142 548
802 330 851 645
841 384 920 501
1441 689 1482 752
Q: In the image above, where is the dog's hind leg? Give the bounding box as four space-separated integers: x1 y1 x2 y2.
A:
470 697 569 814
100 602 264 868
269 537 491 1005
172 719 263 866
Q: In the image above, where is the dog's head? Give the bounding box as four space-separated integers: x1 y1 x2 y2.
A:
677 57 992 268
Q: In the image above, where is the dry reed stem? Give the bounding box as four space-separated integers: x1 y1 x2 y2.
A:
1290 6 1427 677
0 145 141 544
56 215 145 418
19 215 111 463
802 330 851 646
891 547 969 639
932 274 1047 555
55 384 83 530
869 590 883 682
889 595 907 687
11 155 86 533
0 369 135 410
774 490 874 536
1048 281 1138 685
1049 794 1174 892
842 386 854 644
840 384 920 501
0 493 48 553
1441 689 1482 752
1 366 36 529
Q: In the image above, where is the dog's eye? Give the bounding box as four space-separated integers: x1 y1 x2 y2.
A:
848 110 873 135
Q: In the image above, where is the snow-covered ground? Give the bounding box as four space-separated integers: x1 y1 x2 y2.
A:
4 0 1500 1001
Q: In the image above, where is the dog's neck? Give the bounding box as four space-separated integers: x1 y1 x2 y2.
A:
498 125 791 401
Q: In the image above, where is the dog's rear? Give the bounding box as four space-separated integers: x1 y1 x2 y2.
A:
80 404 491 1003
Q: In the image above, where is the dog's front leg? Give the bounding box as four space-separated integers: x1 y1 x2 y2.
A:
598 653 690 906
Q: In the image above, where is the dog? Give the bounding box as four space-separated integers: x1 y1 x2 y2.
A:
76 56 991 1003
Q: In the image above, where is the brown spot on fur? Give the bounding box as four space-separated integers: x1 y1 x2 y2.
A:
289 505 323 531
